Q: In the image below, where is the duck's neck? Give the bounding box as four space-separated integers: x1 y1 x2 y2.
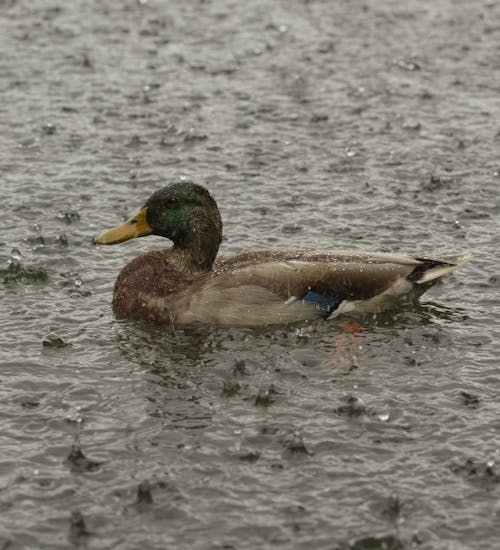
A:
167 233 221 274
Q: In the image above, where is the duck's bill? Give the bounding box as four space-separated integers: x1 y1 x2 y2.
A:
94 207 152 245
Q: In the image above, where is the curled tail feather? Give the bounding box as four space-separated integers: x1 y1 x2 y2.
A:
414 253 471 285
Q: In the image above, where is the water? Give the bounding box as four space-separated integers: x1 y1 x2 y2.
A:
1 0 499 548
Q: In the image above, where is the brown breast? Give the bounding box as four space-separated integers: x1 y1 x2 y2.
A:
112 250 194 323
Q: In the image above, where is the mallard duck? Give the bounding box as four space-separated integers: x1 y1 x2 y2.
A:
94 181 470 326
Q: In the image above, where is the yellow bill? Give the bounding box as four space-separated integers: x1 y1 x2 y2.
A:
94 207 152 245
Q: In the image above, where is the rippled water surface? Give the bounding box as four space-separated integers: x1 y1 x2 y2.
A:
1 0 500 548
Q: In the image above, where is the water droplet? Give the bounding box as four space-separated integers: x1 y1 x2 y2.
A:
42 122 56 135
57 234 69 247
65 408 83 424
57 211 81 224
282 431 310 455
43 332 67 348
142 85 152 103
65 445 101 472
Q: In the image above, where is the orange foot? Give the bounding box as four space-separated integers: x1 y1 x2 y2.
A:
322 321 364 368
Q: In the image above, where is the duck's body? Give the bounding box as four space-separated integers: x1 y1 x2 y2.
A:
95 182 470 327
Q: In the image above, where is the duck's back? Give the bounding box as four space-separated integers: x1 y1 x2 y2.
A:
212 249 422 300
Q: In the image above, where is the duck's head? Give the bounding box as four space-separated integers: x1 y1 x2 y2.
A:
95 182 223 267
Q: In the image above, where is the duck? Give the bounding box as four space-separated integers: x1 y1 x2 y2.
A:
94 181 470 326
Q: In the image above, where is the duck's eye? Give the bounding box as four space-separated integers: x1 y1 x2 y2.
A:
163 197 179 208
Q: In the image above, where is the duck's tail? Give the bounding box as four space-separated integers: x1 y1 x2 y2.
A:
410 253 472 285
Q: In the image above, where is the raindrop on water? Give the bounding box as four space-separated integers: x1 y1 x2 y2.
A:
65 408 83 424
42 122 56 135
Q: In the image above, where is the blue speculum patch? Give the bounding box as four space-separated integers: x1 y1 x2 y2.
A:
300 290 342 317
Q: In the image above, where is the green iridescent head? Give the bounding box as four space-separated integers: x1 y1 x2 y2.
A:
143 182 221 245
95 181 223 254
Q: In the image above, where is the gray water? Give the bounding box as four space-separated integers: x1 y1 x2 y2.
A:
1 0 499 548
